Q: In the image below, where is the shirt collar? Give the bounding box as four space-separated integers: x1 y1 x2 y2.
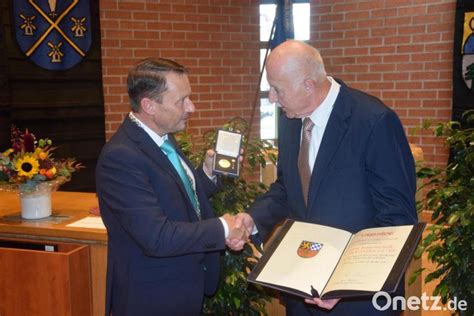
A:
129 112 168 147
307 76 340 128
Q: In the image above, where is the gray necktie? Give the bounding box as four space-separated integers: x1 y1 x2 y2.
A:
298 117 315 206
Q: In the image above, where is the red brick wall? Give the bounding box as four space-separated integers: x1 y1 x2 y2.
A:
310 0 455 167
99 0 260 142
100 0 455 167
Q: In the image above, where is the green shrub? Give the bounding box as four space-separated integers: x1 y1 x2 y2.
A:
414 110 473 315
177 117 276 316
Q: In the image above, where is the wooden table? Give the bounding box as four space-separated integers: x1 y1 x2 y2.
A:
0 190 439 316
0 191 107 316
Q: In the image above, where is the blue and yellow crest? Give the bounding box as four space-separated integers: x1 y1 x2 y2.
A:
297 240 323 259
13 0 91 70
462 12 474 90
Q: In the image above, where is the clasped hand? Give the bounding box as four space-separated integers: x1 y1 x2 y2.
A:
222 213 255 251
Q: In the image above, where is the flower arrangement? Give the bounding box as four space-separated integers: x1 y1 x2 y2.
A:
0 126 82 192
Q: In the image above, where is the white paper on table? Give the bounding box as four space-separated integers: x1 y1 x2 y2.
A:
66 216 106 229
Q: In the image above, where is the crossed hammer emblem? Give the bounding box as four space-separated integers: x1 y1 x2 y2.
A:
25 0 85 57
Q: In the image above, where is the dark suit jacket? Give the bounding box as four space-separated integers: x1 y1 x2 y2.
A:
249 81 417 316
96 117 225 316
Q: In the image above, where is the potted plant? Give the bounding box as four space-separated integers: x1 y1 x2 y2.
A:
415 110 473 315
0 126 82 219
177 117 276 315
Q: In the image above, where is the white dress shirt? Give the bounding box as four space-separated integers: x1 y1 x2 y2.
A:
305 76 341 172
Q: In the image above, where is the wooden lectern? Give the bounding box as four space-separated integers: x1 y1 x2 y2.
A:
0 191 106 316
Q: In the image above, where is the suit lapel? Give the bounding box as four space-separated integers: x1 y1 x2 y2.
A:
286 118 302 179
307 88 351 211
122 117 200 221
123 117 172 173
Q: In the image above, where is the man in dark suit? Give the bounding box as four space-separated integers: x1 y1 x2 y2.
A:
96 57 246 316
233 40 418 315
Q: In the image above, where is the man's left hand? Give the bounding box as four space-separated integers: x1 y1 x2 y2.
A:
304 297 340 310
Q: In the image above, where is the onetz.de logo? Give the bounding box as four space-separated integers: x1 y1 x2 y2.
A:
372 291 468 311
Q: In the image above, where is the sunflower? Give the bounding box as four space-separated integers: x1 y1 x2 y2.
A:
15 155 40 179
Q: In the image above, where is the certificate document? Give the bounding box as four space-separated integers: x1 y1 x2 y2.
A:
248 220 425 299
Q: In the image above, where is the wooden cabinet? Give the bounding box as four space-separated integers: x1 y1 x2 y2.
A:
0 192 107 316
0 238 91 316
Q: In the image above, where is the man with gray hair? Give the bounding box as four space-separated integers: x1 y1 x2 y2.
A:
233 40 417 315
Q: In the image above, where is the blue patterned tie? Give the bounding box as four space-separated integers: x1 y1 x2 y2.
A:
161 139 200 219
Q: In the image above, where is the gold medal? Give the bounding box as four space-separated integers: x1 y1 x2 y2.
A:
218 159 231 169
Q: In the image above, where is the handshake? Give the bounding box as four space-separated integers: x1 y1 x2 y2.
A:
221 213 255 251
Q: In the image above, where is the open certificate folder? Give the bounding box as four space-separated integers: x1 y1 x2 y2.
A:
248 220 425 299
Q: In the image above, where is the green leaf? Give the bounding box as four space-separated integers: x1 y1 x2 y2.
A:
417 167 439 178
233 297 241 309
425 272 436 283
448 213 459 225
423 232 437 246
413 245 425 258
408 268 424 285
421 119 433 129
